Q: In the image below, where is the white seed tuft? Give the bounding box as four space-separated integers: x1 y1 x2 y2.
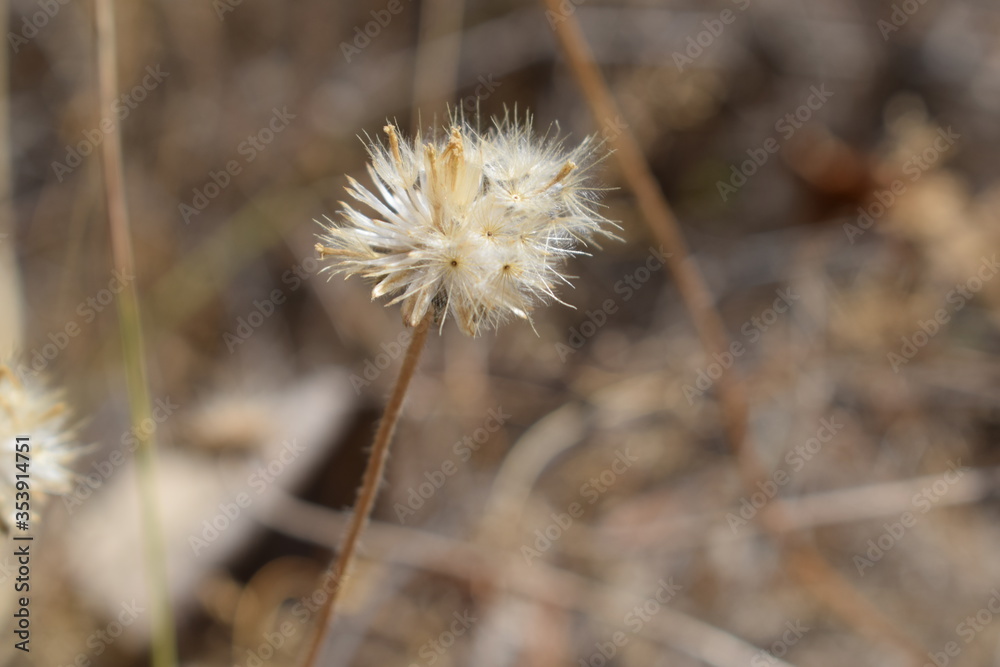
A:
0 363 81 531
316 113 619 336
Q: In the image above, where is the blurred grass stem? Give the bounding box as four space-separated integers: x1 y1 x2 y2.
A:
541 2 928 663
0 0 23 355
95 0 178 665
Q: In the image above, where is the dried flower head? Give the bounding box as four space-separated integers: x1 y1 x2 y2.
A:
316 114 618 335
0 363 81 531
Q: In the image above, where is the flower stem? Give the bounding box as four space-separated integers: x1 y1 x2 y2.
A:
299 313 432 667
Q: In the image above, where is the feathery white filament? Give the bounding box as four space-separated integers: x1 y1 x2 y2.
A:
317 115 617 336
0 364 80 531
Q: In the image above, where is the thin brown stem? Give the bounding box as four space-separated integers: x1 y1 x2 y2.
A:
543 1 746 451
542 3 927 664
299 313 432 667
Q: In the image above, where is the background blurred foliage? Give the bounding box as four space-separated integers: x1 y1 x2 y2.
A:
4 0 1000 665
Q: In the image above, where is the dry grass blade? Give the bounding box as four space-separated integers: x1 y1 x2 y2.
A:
95 0 177 665
0 1 23 356
540 2 928 663
257 494 801 667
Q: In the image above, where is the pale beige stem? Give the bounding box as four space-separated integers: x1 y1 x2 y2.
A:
0 0 23 355
95 0 177 665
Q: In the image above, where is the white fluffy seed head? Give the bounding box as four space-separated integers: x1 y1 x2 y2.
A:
0 363 81 531
316 113 618 336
